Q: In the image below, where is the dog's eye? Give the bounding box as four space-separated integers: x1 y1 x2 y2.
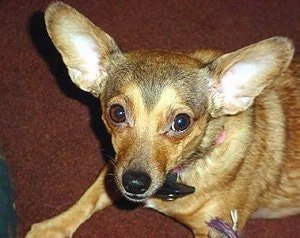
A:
171 113 191 132
109 104 126 123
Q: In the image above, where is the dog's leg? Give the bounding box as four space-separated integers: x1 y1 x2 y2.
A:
26 164 116 238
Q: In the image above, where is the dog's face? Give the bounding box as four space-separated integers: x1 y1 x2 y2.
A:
100 51 211 200
45 3 294 202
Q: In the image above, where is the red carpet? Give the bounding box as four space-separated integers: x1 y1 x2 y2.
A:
1 0 299 237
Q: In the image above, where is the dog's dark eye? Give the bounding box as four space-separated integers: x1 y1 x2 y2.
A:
109 104 126 123
171 113 191 132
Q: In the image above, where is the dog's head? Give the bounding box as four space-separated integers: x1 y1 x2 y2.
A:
45 2 294 202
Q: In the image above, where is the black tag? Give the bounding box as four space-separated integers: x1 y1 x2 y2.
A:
154 173 195 201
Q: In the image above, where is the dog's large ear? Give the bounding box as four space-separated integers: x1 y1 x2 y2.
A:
207 37 294 117
45 2 122 97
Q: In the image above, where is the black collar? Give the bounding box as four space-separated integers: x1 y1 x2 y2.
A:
154 172 195 201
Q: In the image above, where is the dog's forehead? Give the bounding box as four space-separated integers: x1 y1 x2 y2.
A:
121 84 181 117
104 51 208 113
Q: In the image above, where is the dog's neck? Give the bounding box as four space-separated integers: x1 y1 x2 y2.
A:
155 128 226 201
172 127 226 173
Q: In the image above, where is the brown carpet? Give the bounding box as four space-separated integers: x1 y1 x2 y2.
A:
1 0 299 237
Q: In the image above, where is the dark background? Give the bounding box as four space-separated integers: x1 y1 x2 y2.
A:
1 0 299 237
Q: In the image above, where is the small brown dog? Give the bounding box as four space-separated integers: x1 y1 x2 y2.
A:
26 2 300 237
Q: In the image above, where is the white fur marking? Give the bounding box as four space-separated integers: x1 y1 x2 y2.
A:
252 207 300 218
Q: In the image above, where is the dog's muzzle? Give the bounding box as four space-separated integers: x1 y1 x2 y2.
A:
121 170 195 202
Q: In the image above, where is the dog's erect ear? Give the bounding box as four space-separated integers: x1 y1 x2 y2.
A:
45 2 122 97
207 37 294 117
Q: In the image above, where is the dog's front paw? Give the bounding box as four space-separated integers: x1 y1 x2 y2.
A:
26 221 72 238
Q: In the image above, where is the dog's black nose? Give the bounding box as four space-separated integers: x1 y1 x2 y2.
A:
122 171 151 194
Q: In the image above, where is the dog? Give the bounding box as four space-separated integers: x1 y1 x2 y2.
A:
26 2 300 237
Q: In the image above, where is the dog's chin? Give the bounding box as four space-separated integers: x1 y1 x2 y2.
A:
121 187 159 203
123 193 151 203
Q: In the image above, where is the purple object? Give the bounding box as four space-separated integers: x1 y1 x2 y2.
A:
206 217 240 238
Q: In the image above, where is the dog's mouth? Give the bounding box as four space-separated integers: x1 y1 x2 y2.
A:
123 193 149 202
122 172 195 202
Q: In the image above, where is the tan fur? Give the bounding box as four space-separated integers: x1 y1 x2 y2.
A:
26 2 300 238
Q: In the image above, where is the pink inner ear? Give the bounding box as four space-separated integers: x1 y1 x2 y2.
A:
220 62 259 98
212 61 263 115
71 34 102 77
